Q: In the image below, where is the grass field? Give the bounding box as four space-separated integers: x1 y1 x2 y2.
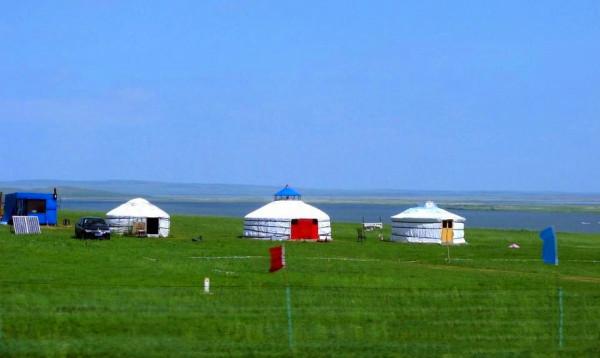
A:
1 211 600 356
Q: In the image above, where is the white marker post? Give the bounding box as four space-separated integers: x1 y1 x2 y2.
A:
204 277 210 294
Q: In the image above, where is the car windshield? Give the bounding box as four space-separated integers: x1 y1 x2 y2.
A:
85 218 106 225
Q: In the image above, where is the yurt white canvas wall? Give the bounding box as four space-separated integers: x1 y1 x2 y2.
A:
106 198 170 238
390 201 466 244
243 186 332 241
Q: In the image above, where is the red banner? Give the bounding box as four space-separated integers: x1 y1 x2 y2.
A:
269 245 285 272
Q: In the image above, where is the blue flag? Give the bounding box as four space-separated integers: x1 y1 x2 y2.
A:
539 227 558 265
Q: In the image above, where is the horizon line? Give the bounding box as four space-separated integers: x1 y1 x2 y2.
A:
1 178 600 196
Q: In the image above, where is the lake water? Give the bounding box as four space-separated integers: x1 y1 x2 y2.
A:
61 199 600 234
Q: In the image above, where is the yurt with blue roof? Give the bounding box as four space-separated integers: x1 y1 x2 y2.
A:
390 201 466 244
243 186 332 241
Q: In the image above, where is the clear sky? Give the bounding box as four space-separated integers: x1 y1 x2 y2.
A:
1 1 599 192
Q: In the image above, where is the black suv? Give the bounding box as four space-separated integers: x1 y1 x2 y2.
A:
75 217 111 239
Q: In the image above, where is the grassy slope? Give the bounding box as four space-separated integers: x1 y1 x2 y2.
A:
1 211 599 357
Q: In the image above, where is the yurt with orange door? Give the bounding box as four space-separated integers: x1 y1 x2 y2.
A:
243 186 332 241
390 201 466 244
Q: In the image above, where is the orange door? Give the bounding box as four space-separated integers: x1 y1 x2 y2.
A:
291 219 319 240
441 220 454 245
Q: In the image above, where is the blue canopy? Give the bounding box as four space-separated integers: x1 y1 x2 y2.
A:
274 186 301 200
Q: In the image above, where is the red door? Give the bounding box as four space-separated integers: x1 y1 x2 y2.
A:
290 219 319 240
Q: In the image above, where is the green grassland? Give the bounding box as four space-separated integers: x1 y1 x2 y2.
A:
1 211 600 357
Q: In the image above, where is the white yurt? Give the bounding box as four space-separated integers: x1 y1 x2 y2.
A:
243 186 332 241
106 198 170 238
390 201 466 244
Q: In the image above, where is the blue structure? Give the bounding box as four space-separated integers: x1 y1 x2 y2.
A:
539 226 558 265
1 192 58 225
274 185 302 201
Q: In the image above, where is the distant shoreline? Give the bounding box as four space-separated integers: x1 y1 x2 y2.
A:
58 197 600 214
4 179 600 214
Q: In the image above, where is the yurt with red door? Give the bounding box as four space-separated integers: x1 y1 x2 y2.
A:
243 186 332 241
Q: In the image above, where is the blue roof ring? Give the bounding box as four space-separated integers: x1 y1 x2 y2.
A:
274 185 301 200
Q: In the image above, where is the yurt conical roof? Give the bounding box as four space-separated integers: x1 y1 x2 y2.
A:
245 186 328 220
106 198 169 218
245 200 329 220
391 201 465 222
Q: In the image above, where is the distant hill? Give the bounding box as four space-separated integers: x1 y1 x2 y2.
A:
1 180 600 209
0 180 278 200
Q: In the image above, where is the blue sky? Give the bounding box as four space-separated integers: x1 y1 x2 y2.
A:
1 1 599 192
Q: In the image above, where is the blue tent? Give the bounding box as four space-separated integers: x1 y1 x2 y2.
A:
1 192 58 225
274 185 301 201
